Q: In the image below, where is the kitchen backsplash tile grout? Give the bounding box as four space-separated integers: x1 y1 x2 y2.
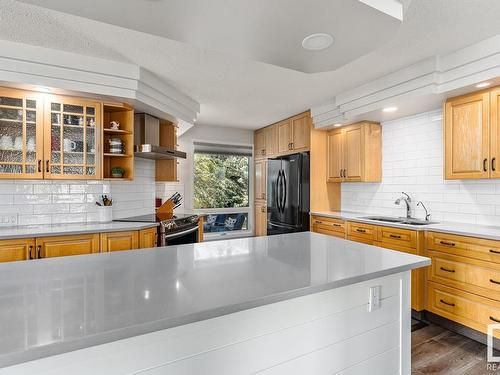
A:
341 109 500 226
0 158 155 226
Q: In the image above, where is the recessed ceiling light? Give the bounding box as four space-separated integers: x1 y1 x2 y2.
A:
193 118 197 122
383 106 398 113
302 33 334 51
333 123 342 127
476 82 491 88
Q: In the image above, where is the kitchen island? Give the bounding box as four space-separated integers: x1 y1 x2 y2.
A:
0 232 429 374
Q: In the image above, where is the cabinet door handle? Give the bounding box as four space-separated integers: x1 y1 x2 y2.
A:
490 249 500 254
389 234 402 239
261 193 266 199
490 279 500 285
484 158 488 172
439 240 455 247
439 299 455 307
343 169 347 178
440 266 455 273
45 160 49 173
356 228 366 233
290 142 293 149
37 160 42 173
493 157 497 172
37 245 42 259
490 316 500 323
261 206 266 213
28 245 34 260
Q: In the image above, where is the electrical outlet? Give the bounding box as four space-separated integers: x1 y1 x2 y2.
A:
0 215 17 227
369 285 381 312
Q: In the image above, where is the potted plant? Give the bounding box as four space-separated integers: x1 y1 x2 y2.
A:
111 166 125 178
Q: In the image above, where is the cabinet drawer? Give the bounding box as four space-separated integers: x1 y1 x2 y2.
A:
378 226 417 249
37 234 100 258
427 281 500 337
310 216 345 234
428 251 500 300
313 227 345 239
347 221 376 240
347 235 374 245
427 231 500 263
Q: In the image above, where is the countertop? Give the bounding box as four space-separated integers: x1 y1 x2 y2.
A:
311 210 500 241
0 221 159 240
0 232 429 368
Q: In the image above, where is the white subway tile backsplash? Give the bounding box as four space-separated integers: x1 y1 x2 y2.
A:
341 109 500 225
0 158 156 225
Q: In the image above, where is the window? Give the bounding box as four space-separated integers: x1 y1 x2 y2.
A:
193 143 252 237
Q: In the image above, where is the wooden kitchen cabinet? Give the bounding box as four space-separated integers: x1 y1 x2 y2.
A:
327 122 381 183
255 202 267 237
0 238 35 262
44 95 102 180
100 231 139 252
36 234 100 258
0 87 44 179
139 227 157 248
255 159 267 201
444 90 490 179
278 112 310 154
310 215 345 238
490 87 500 178
254 128 266 159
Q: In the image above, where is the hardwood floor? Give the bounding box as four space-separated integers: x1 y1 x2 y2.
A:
412 323 500 374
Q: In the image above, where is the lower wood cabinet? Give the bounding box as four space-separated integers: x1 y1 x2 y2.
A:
36 234 100 258
255 202 267 237
310 215 345 238
101 231 139 252
139 227 157 248
0 238 35 263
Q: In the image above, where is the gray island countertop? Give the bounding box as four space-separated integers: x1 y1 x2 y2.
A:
0 221 158 240
0 232 429 368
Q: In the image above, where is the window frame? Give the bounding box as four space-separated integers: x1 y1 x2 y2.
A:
191 142 254 240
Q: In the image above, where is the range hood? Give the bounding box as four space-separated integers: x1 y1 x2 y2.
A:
134 113 187 160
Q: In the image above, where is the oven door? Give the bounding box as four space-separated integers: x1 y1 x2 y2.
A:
164 225 199 246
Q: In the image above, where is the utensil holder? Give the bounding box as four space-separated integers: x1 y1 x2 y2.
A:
96 206 113 223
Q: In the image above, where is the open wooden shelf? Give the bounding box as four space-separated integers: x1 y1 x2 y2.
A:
102 103 134 181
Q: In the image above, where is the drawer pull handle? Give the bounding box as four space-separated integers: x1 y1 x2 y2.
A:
490 279 500 285
490 249 500 255
439 241 455 247
439 299 455 307
389 234 402 239
490 316 500 323
356 229 367 233
440 267 455 273
314 220 323 225
332 223 342 227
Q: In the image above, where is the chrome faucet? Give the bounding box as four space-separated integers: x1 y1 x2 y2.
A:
417 201 431 221
395 192 412 219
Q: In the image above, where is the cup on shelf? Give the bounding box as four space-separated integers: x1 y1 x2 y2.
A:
0 135 13 150
110 121 120 130
27 138 35 152
13 136 22 151
63 139 77 152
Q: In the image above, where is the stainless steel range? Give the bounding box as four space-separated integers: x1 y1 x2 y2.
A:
115 213 200 246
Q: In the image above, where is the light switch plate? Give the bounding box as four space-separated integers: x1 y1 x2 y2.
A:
0 214 17 226
369 285 381 312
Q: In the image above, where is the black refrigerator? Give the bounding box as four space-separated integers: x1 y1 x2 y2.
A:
267 153 310 235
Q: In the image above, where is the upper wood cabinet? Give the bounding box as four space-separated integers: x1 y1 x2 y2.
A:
278 113 310 154
44 95 102 180
255 111 311 159
491 87 500 179
0 88 44 178
445 91 490 179
327 121 381 183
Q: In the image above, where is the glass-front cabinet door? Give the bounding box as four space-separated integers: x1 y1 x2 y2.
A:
44 96 101 179
0 88 44 179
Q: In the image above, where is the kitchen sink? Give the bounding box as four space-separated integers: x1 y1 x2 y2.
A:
361 216 438 226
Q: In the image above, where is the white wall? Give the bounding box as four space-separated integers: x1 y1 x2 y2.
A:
156 124 254 212
0 158 155 226
342 109 500 226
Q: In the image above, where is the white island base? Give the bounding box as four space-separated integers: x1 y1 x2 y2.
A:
4 271 411 375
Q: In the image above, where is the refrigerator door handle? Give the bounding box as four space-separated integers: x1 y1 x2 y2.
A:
281 169 287 211
276 170 282 213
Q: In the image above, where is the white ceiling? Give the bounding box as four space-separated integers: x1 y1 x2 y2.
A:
2 0 500 129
